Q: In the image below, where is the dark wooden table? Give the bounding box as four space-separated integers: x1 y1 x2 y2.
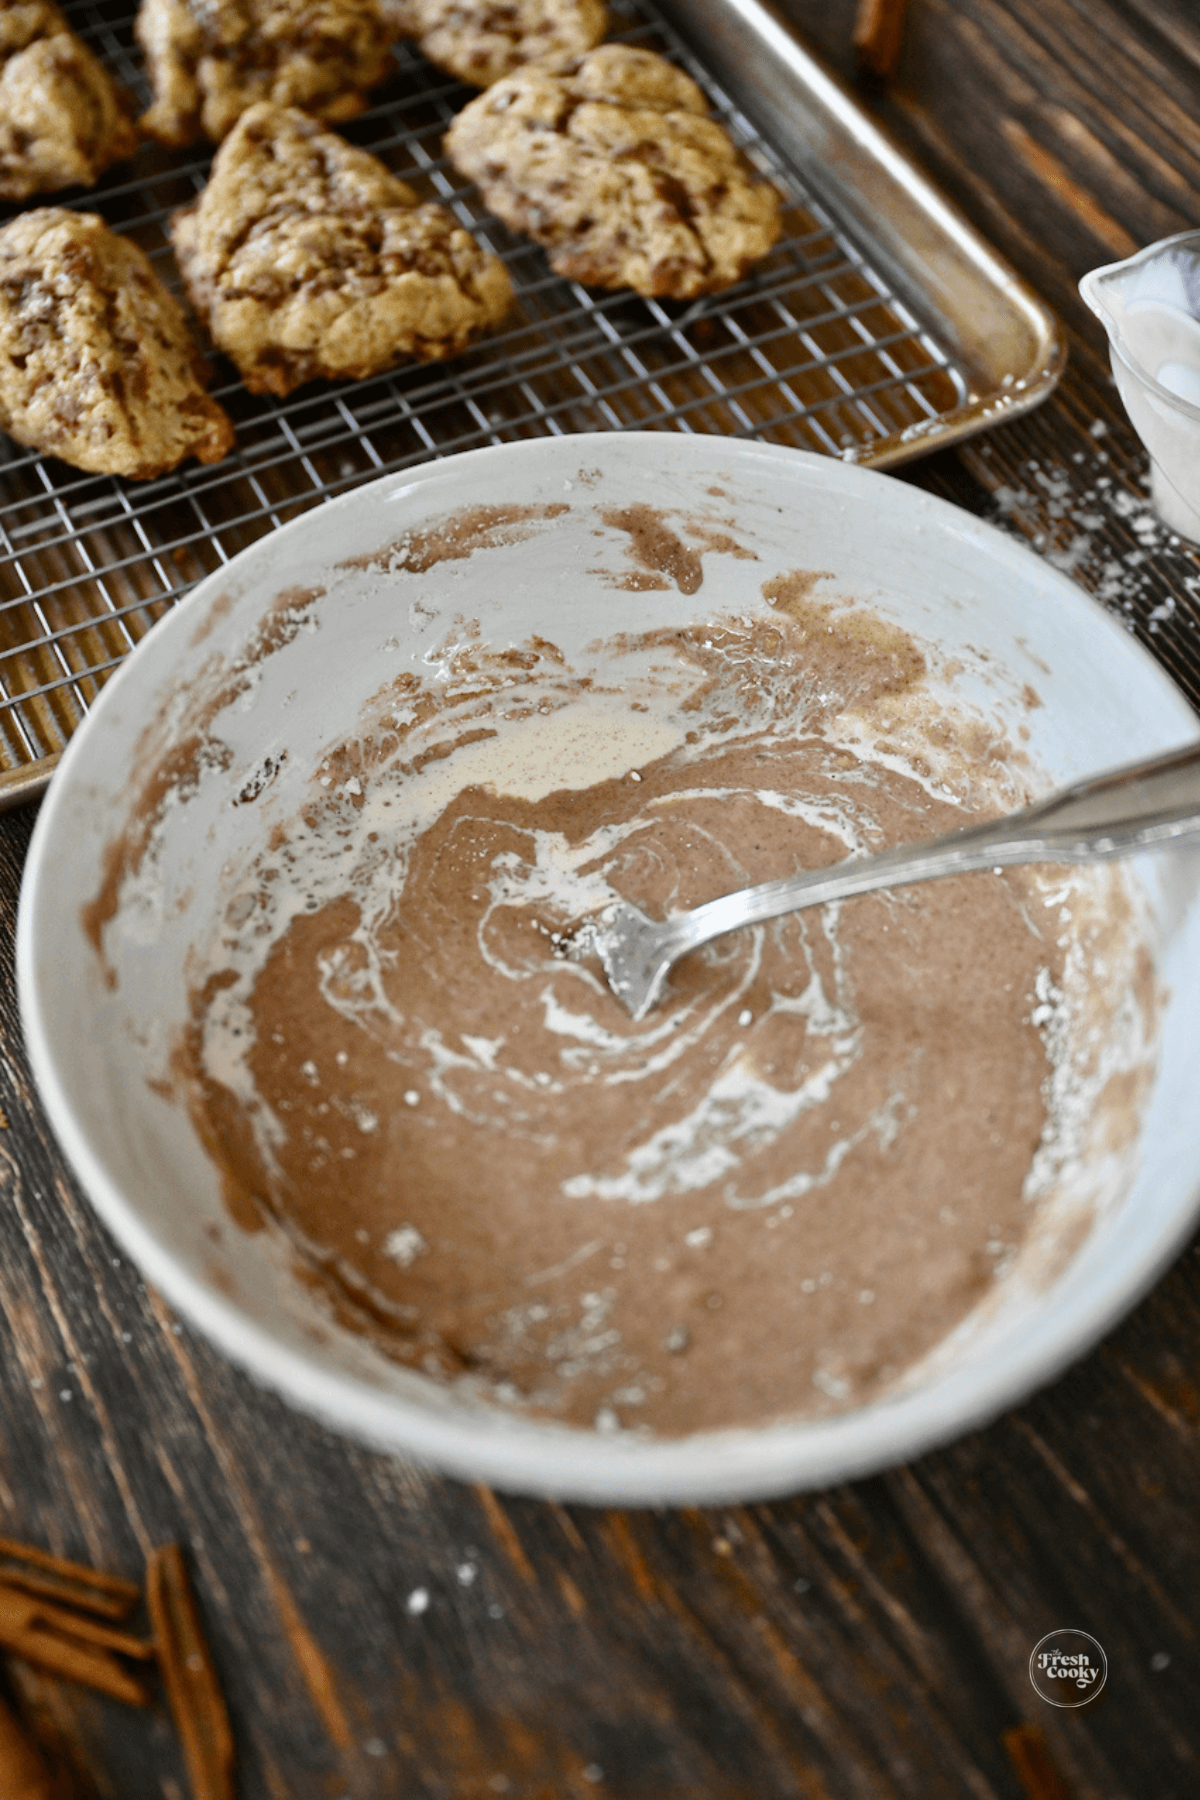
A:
3 2 1199 1794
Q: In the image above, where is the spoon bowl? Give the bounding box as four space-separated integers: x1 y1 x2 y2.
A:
585 741 1200 1020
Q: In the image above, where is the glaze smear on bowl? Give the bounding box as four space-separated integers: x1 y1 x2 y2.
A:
171 580 1085 1437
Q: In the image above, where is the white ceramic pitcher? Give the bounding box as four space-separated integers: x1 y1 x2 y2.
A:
1081 228 1200 542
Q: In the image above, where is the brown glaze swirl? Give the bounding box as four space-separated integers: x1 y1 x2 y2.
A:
177 604 1063 1435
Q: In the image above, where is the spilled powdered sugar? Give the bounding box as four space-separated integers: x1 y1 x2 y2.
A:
980 435 1200 633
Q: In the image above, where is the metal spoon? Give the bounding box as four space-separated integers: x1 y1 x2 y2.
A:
578 740 1200 1022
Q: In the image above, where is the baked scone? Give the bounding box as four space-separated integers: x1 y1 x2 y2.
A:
135 0 392 146
0 0 139 200
0 209 234 479
445 45 781 299
396 0 608 89
170 103 513 395
376 0 423 36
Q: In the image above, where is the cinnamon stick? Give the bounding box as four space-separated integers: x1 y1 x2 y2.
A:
0 1589 151 1708
0 1570 134 1623
146 1546 235 1800
0 1585 154 1662
853 0 912 79
0 1539 139 1622
0 1694 56 1800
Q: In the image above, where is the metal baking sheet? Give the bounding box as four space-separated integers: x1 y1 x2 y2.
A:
0 0 1063 808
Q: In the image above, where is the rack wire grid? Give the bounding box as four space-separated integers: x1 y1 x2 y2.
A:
0 0 973 804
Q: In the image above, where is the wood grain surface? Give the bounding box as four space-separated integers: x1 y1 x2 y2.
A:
3 1 1199 1795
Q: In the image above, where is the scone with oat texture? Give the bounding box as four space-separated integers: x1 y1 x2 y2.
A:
171 103 513 395
136 0 392 146
446 44 781 298
0 0 139 200
385 0 607 89
0 209 234 478
377 0 421 32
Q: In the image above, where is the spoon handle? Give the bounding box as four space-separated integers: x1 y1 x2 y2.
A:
600 739 1200 1020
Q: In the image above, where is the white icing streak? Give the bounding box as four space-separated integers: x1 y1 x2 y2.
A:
191 618 1152 1234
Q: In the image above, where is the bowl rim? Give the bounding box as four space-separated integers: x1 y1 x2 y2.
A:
18 430 1200 1504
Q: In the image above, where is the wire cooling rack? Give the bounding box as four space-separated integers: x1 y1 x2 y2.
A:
0 0 980 804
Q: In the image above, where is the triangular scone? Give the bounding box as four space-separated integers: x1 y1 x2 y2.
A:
377 0 422 36
171 104 513 395
0 210 234 479
404 0 608 89
446 45 781 298
0 0 139 200
136 0 392 147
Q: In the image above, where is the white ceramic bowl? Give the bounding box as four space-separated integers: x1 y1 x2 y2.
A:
18 433 1200 1504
